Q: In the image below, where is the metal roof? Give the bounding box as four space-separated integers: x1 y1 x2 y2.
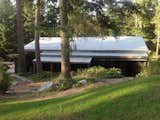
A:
26 36 149 63
25 36 149 52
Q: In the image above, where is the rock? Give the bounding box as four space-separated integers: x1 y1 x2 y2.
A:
77 79 87 85
10 74 32 83
38 82 53 92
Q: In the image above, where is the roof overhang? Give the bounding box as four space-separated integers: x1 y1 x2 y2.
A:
33 56 92 64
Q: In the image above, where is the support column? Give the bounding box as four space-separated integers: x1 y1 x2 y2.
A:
50 63 54 72
33 61 36 73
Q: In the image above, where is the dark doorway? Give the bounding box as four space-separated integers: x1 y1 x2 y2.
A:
91 58 146 76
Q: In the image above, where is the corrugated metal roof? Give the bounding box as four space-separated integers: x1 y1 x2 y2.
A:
25 36 149 52
27 36 149 63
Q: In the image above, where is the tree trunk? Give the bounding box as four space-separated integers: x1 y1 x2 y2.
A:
16 0 26 74
135 14 138 36
59 0 71 80
156 30 160 58
34 0 42 73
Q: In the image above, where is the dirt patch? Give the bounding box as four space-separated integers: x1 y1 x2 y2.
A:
3 81 108 103
26 77 133 102
0 76 134 102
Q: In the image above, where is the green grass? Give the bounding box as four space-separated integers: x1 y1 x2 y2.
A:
0 75 160 120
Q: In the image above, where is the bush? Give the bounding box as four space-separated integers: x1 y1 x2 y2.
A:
58 80 73 91
148 61 160 75
0 73 10 94
75 66 107 79
136 61 160 77
84 66 108 79
0 63 10 94
75 66 122 80
27 71 59 81
55 75 73 91
105 68 122 78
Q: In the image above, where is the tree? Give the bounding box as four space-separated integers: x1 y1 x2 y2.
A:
16 0 26 73
0 24 7 57
34 0 42 73
131 0 156 39
0 0 16 60
40 0 59 37
153 3 160 58
23 0 34 44
59 0 71 81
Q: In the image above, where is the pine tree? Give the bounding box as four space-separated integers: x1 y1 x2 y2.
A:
59 0 71 81
34 0 42 73
16 0 26 74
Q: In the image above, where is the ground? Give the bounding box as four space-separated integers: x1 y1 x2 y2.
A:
0 75 160 120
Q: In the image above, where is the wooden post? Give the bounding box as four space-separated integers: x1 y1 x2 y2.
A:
50 63 54 72
33 61 36 73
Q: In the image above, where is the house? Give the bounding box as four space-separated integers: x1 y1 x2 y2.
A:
24 36 149 76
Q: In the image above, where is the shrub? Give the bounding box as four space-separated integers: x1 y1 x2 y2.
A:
75 66 122 80
136 72 146 78
105 68 122 78
75 66 107 79
0 73 10 94
55 76 73 91
0 63 10 94
0 63 8 72
148 61 160 75
58 80 73 90
27 71 59 81
136 61 160 77
84 66 108 79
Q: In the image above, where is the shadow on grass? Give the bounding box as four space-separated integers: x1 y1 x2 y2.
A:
0 76 160 120
67 86 160 120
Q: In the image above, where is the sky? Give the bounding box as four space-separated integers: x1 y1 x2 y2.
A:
10 0 15 5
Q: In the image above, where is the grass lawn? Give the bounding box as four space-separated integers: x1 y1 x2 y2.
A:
0 75 160 120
